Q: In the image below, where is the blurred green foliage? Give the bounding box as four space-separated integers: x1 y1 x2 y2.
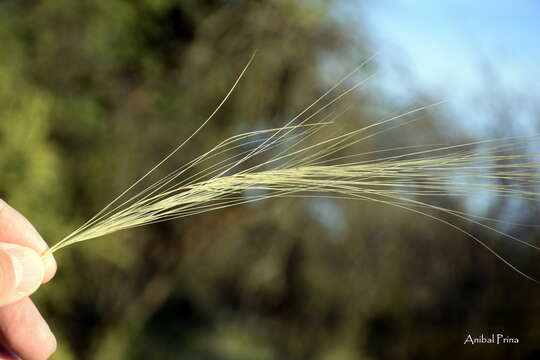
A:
2 1 540 359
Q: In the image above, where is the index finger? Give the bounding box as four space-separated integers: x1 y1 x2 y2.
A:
0 199 57 283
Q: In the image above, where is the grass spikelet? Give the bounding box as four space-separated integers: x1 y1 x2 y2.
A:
45 55 540 282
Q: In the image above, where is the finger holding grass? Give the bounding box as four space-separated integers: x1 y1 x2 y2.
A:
0 199 57 360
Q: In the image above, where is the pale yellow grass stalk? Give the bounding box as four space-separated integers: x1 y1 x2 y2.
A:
45 55 540 282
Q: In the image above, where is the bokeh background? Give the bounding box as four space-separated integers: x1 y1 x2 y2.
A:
2 1 540 359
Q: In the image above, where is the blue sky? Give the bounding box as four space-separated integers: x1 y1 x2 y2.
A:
361 1 540 97
335 0 540 135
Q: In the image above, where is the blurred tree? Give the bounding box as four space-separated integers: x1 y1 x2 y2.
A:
1 1 540 360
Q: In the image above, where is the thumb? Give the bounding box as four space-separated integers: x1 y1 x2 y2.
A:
0 243 45 306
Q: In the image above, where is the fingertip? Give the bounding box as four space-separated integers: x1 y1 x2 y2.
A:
0 244 45 306
0 200 50 255
41 253 56 284
0 199 56 285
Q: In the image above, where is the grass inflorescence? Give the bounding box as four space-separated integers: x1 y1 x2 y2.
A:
45 54 540 282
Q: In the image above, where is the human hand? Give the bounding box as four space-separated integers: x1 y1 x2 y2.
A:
0 200 57 360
